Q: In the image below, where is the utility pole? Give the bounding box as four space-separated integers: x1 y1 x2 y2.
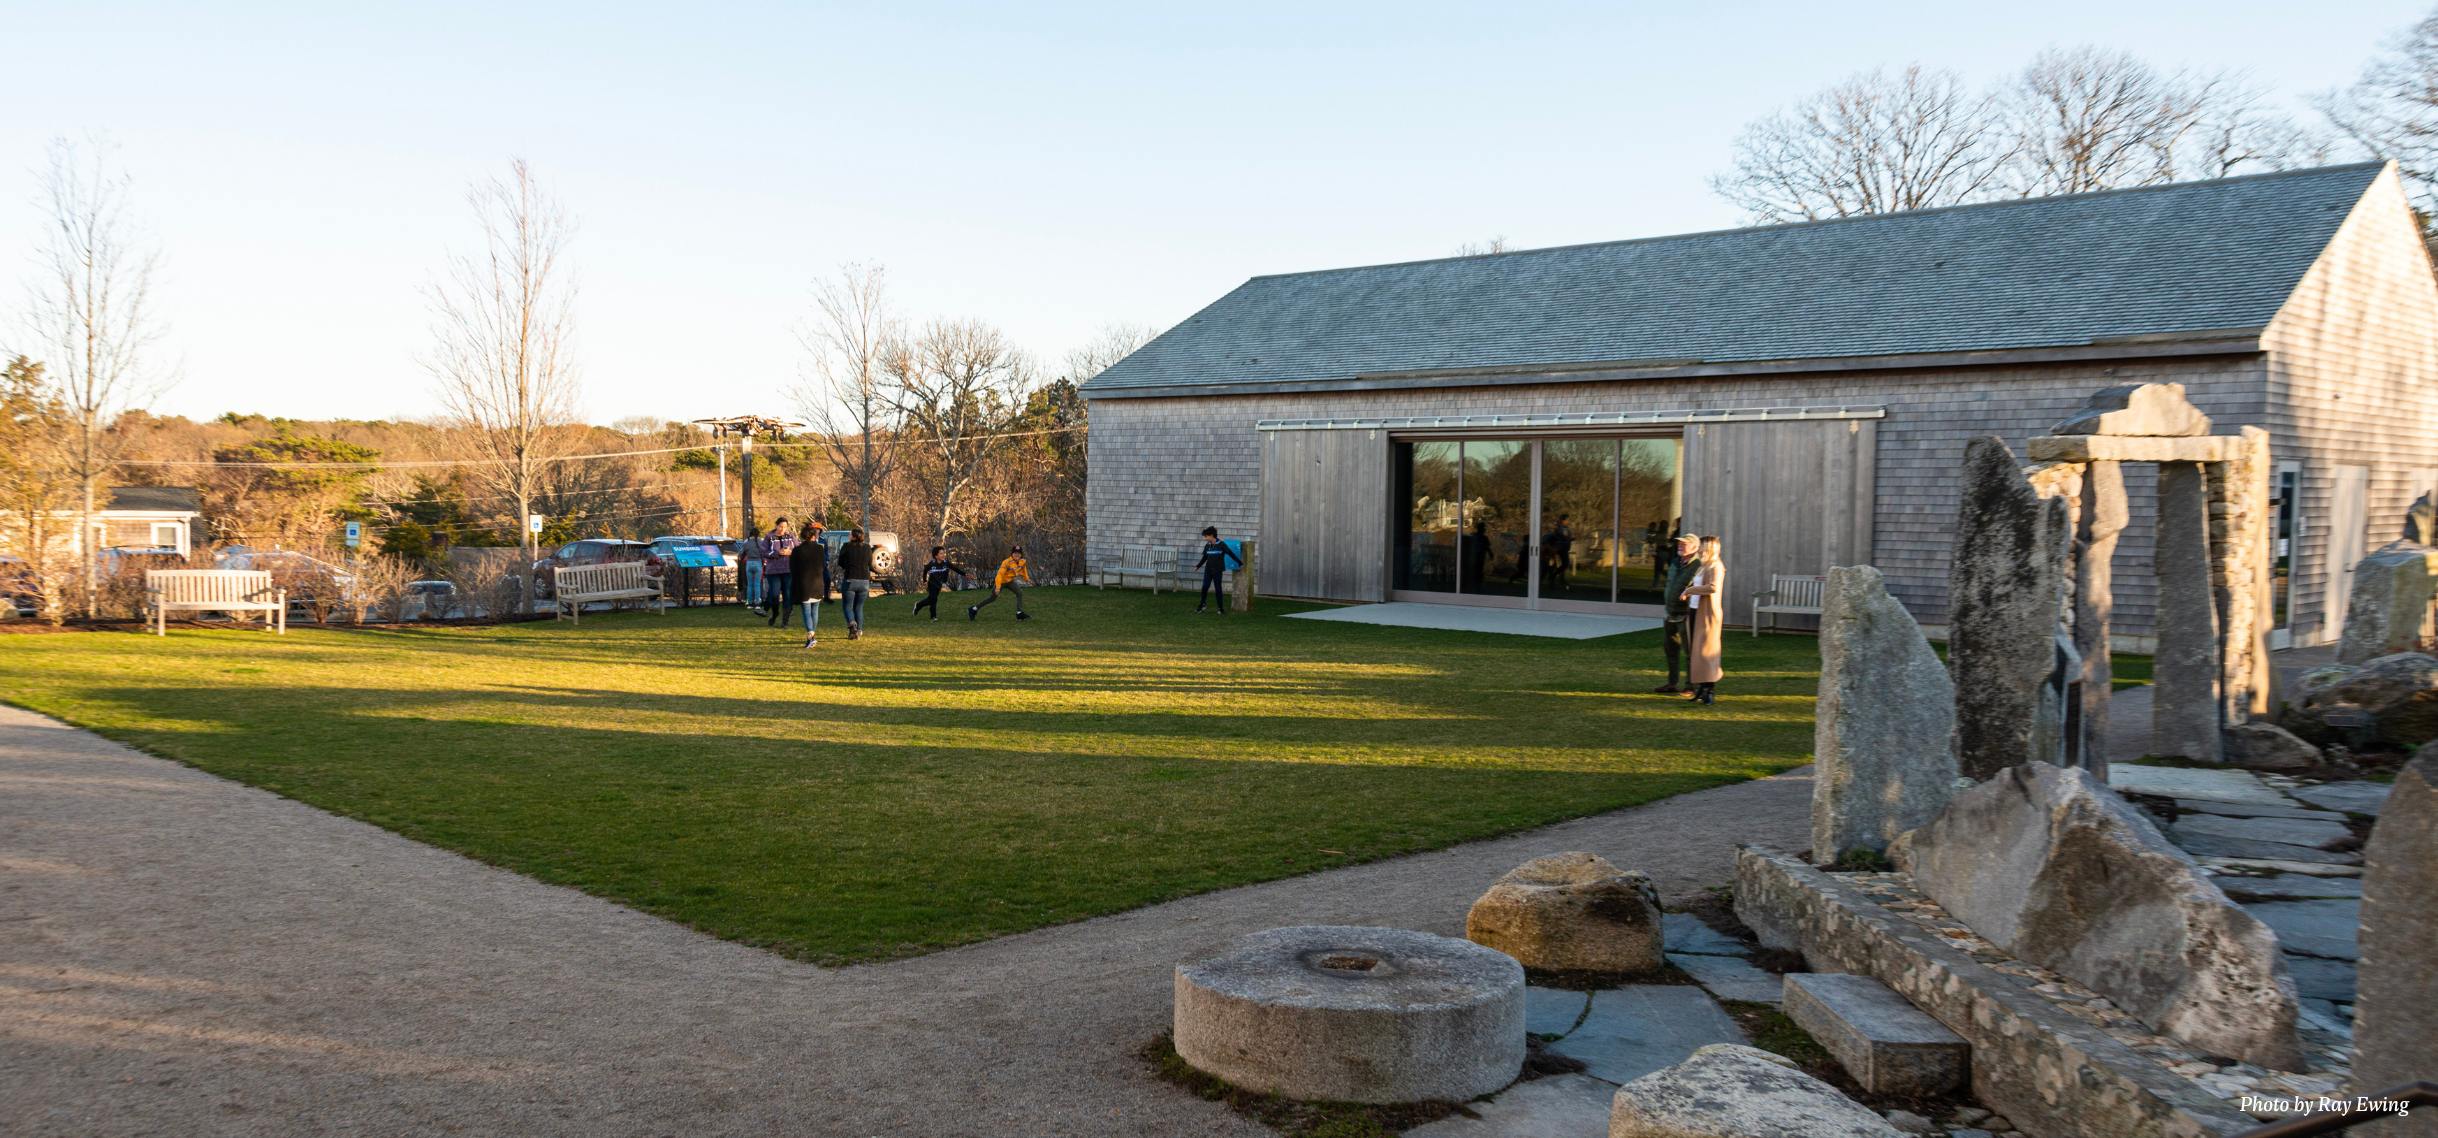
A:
692 414 801 539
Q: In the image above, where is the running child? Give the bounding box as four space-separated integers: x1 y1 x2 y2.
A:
967 545 1032 621
912 546 967 621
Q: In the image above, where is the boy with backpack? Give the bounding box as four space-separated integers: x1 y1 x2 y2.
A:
1193 526 1242 614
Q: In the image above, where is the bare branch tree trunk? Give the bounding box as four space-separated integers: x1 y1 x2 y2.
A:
796 263 900 533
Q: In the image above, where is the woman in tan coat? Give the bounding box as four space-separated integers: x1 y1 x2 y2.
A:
1679 536 1725 705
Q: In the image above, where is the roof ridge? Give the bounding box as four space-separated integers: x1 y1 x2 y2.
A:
1245 161 2391 284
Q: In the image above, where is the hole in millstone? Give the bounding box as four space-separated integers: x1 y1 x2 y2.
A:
1315 952 1382 973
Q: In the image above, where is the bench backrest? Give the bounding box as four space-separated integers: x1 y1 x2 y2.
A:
1769 574 1828 607
555 561 653 592
148 569 275 604
1115 545 1163 569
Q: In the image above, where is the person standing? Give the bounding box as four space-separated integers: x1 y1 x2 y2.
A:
740 525 764 614
762 518 799 628
789 526 831 647
837 528 875 639
1654 532 1700 694
1680 535 1726 705
968 545 1031 621
912 546 966 621
1193 526 1242 614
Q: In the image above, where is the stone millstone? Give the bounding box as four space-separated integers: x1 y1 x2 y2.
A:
1813 566 1958 865
2354 752 2437 1133
2337 546 2438 665
1607 1043 1903 1138
1174 925 1524 1104
1947 437 2071 780
1894 762 2305 1070
1466 852 1663 973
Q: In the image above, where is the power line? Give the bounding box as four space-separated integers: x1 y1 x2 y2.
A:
115 422 1088 472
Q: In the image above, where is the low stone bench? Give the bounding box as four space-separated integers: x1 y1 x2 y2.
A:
1783 973 1968 1095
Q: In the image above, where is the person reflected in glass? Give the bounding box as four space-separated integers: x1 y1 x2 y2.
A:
1681 535 1726 705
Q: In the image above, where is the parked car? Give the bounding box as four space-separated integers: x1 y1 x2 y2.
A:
216 547 360 613
642 535 738 577
0 556 36 617
405 579 457 620
529 539 651 600
808 528 903 591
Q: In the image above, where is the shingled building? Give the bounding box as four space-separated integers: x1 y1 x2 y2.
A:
1082 162 2438 644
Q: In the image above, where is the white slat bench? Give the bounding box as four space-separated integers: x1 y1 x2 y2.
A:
1096 545 1184 593
1751 573 1828 636
552 562 665 623
146 569 286 636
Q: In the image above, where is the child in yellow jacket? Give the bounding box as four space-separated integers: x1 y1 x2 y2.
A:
968 545 1032 621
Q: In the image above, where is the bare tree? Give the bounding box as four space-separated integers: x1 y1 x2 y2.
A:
1453 236 1511 256
425 159 580 611
2322 9 2438 216
796 263 899 532
2003 47 2314 195
1063 322 1157 384
885 319 1029 547
1711 66 2011 223
26 138 167 618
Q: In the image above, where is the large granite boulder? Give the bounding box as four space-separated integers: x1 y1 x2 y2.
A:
2407 491 2437 547
1894 762 2304 1070
2221 721 2324 773
1608 1044 1902 1138
1812 566 1958 865
2354 751 2437 1134
2337 545 2438 664
1948 437 2072 780
2051 381 2212 437
1467 852 1664 974
2295 652 2438 747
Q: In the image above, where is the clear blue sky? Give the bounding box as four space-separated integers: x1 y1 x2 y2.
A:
2 1 2426 424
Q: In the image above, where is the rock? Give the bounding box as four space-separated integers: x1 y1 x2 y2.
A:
1467 853 1664 973
1884 1109 1939 1135
2407 491 2437 547
1948 437 2072 780
2152 462 2223 761
1173 925 1525 1104
1781 973 1969 1095
1896 762 2305 1070
1813 566 1959 865
2221 722 2323 772
2051 382 2212 437
2072 460 2128 773
2296 652 2438 747
2354 753 2436 1125
1608 1043 1903 1138
2337 545 2438 664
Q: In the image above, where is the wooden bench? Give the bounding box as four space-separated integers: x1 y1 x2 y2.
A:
552 562 665 623
1096 545 1184 593
146 569 286 636
1751 573 1828 635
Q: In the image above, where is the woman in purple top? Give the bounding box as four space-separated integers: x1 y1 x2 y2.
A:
761 518 798 627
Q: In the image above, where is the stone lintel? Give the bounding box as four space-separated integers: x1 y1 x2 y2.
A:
2026 435 2244 464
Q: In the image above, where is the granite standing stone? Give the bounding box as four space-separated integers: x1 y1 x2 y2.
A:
2153 462 2224 761
1949 437 2072 780
2337 544 2438 665
1894 762 2305 1069
2075 460 2128 773
1812 566 1959 865
2213 428 2276 724
2353 753 2437 1133
2050 381 2213 437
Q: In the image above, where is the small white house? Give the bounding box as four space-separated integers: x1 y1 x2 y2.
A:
74 486 205 557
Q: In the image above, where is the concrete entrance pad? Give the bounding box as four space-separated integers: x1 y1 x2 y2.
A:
1285 602 1660 640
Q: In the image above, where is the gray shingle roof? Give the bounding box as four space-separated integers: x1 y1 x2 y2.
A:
1084 162 2389 394
105 486 202 513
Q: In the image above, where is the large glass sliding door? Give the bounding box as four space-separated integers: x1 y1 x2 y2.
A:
1391 434 1684 611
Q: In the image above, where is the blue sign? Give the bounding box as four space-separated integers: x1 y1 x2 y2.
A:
670 544 725 569
343 521 361 548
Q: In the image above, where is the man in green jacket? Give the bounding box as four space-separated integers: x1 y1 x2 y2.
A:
1655 532 1700 694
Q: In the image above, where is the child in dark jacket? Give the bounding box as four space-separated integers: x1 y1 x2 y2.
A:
912 547 967 621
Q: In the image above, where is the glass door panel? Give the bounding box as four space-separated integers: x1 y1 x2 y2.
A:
1459 440 1533 598
1617 437 1684 604
1395 441 1461 593
1539 439 1619 604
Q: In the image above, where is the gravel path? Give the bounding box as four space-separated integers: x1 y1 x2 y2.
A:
0 702 1811 1137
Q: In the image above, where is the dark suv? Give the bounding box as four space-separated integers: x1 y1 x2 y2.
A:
530 539 650 600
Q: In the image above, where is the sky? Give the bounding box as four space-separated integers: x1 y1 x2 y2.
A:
0 1 2428 425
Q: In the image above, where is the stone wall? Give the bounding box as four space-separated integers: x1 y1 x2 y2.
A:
1089 356 2269 632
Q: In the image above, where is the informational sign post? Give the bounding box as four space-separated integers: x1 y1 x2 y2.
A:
343 521 361 549
527 514 544 536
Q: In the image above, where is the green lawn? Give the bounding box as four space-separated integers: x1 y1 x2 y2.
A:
0 589 1822 963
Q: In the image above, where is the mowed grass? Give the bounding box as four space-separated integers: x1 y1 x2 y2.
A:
0 588 1822 964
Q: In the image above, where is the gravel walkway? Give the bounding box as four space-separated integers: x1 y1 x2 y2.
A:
0 702 1810 1137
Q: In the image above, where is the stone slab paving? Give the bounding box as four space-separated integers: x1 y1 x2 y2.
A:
1666 952 1784 1005
2239 900 2361 962
2107 764 2294 806
2289 781 2391 817
1545 985 1746 1085
0 704 1813 1137
1401 1073 1616 1137
2169 813 2353 850
2174 798 2344 821
1524 986 1590 1037
2211 874 2363 901
2282 957 2359 1003
2170 831 2361 865
1660 913 1747 957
